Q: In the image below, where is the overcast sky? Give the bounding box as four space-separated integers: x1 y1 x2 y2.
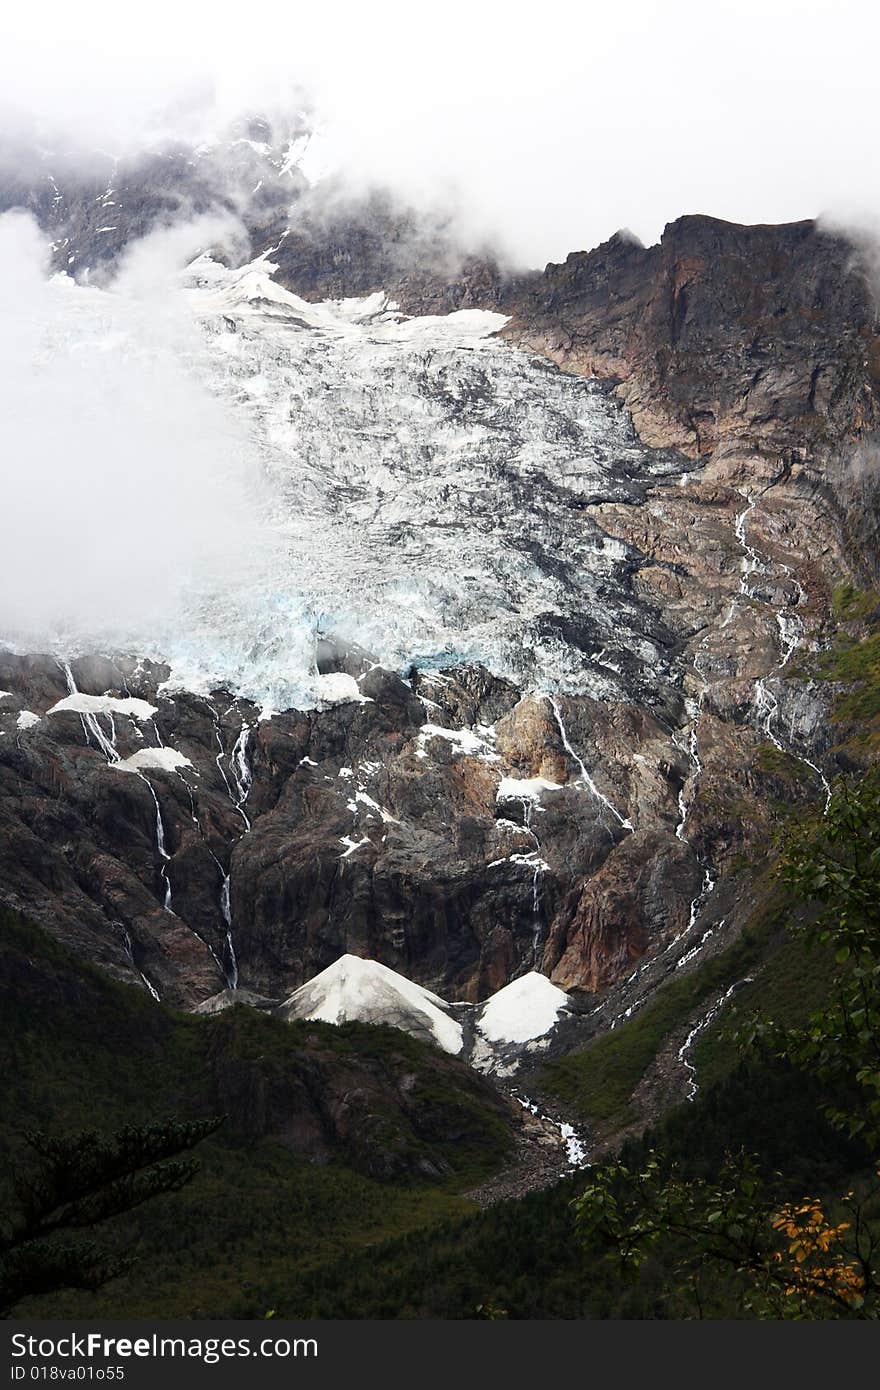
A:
1 0 877 265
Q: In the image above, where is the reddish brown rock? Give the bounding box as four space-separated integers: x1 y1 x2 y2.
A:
544 830 700 990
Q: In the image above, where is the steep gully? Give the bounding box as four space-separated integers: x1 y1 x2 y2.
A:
669 491 834 1102
490 480 839 1182
56 658 255 1000
587 485 832 1098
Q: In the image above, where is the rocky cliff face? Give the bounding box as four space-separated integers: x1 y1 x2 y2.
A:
1 127 878 1030
0 124 513 313
503 217 880 467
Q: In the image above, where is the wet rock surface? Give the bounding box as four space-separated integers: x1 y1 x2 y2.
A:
0 480 853 1017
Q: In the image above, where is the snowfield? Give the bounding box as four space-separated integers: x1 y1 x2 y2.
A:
111 748 194 775
48 693 158 721
277 953 574 1067
496 775 563 803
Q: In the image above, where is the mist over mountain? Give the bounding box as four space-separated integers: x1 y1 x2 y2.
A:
3 0 879 263
2 113 877 1019
2 3 880 1323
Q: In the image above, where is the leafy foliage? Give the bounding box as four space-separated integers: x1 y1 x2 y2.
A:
574 1151 879 1318
573 772 880 1318
0 1118 221 1313
768 771 880 1144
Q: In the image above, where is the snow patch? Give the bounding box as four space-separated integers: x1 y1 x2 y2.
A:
416 723 499 761
338 834 370 859
278 954 463 1055
16 710 40 730
186 256 508 349
48 693 157 721
477 972 570 1045
112 748 193 774
313 673 372 706
496 776 562 802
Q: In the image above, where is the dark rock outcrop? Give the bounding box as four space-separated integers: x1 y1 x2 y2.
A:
503 216 880 470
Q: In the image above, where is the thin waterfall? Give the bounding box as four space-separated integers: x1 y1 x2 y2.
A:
735 498 832 812
546 694 633 831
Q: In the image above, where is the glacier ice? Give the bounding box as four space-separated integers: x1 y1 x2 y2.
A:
2 248 686 713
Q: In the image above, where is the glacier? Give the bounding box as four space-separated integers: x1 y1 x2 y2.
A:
2 246 688 713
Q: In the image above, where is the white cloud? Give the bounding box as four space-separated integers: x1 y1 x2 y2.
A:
0 210 262 646
0 0 877 263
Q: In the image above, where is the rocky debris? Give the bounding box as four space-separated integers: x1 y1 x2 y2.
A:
193 987 278 1015
583 975 759 1153
463 1106 570 1207
462 1085 590 1206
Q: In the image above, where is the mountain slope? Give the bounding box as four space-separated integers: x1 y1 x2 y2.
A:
0 907 526 1315
2 124 880 1248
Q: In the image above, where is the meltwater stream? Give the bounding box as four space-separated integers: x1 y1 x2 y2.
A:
734 495 833 812
55 659 240 994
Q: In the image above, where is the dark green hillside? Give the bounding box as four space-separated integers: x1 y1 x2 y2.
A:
0 911 513 1317
4 764 878 1319
261 1048 870 1319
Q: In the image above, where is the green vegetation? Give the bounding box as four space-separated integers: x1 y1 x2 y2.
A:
0 910 511 1318
754 742 822 793
690 930 835 1089
831 582 879 623
574 771 880 1318
5 771 879 1319
257 1052 868 1319
534 876 788 1132
1 1118 221 1313
814 631 880 724
799 585 880 737
535 776 880 1142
